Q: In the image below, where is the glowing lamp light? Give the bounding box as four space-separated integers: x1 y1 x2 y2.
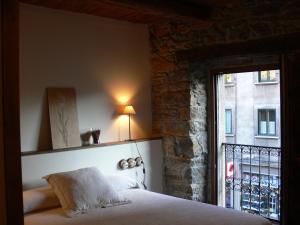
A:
118 96 130 104
123 105 136 141
123 105 136 115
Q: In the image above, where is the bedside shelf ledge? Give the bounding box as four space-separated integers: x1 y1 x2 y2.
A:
21 137 162 157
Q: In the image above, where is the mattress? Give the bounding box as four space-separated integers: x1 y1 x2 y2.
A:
24 189 271 225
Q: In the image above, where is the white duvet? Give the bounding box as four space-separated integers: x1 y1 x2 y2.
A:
24 189 271 225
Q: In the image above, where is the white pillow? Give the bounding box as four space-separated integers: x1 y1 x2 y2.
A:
43 167 130 217
107 175 139 191
23 186 60 214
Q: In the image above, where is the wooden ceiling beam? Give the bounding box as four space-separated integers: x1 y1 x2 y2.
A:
181 0 240 7
19 0 214 24
102 0 213 20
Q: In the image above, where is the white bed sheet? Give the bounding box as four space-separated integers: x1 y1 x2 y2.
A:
24 189 271 225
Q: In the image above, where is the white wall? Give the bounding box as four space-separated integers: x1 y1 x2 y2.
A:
22 140 163 193
236 72 254 145
20 4 153 151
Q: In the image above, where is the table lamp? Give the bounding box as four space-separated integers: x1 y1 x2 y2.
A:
123 105 136 141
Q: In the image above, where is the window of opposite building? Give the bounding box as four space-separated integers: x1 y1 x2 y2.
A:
224 74 234 85
258 109 276 136
258 70 277 83
225 109 233 134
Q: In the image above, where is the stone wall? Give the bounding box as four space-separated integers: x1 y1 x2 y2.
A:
149 0 300 202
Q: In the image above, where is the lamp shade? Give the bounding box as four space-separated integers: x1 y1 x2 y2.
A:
123 105 136 115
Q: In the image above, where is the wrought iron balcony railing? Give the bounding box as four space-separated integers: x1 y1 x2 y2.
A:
222 143 281 221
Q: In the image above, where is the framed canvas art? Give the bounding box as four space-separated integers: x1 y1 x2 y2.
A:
47 88 81 149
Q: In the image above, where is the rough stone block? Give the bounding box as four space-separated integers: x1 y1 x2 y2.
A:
168 69 190 83
152 54 176 73
190 94 207 107
163 136 176 157
163 121 190 136
164 157 191 179
192 133 208 154
189 121 206 134
190 154 208 166
190 106 207 121
191 183 207 202
178 107 190 121
191 165 207 184
169 81 190 92
163 91 190 107
174 136 193 157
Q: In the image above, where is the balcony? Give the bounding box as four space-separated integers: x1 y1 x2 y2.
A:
223 143 281 221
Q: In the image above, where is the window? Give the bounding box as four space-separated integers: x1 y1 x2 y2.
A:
225 74 234 84
258 70 277 83
258 109 276 136
225 109 233 134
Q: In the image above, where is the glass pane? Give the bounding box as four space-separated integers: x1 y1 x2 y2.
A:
260 121 267 134
269 110 276 122
269 70 277 81
269 122 276 135
225 74 233 84
259 110 267 121
225 109 232 133
259 71 269 81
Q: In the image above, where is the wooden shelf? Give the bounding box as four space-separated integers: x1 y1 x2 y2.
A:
21 137 162 157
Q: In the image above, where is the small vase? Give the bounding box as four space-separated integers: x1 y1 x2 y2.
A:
88 128 94 145
92 129 101 144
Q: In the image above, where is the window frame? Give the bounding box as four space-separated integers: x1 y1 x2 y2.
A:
258 109 276 136
258 70 278 83
225 109 233 135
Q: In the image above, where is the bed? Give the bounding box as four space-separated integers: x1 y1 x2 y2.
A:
24 189 271 225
